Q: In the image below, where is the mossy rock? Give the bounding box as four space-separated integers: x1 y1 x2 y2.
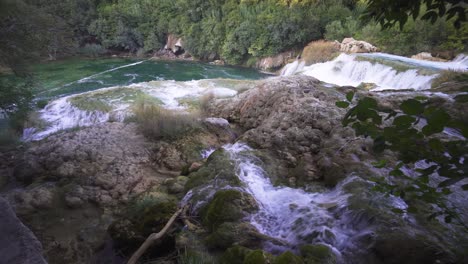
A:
205 222 261 250
300 244 336 264
220 246 253 264
201 189 257 231
185 149 241 191
244 250 272 264
273 251 304 264
108 192 178 252
178 249 217 264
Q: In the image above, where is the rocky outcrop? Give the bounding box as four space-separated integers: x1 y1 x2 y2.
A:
340 37 378 53
207 76 380 186
164 34 185 55
411 52 447 62
0 197 47 264
255 50 298 71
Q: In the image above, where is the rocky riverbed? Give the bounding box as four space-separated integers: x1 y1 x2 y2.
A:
0 76 467 264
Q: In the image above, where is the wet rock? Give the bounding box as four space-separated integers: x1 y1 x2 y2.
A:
108 191 178 253
0 197 47 264
300 244 336 264
273 251 304 264
201 189 257 231
30 187 55 209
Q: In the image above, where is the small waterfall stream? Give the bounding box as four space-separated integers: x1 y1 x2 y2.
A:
222 143 361 257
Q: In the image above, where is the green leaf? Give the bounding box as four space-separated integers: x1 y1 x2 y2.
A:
346 91 355 102
407 206 418 213
461 184 468 191
422 124 443 136
426 109 450 128
336 101 350 108
400 99 424 115
371 159 387 168
393 115 416 129
428 138 443 151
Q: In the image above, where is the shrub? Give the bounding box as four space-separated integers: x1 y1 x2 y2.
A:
79 44 107 58
301 40 340 65
199 93 214 117
133 98 200 140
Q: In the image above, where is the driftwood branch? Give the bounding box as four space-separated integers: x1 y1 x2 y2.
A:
181 204 200 231
127 207 184 264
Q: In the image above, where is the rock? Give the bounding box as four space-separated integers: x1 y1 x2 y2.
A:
201 189 257 231
273 251 304 264
411 52 447 62
108 193 178 253
164 34 184 55
340 38 378 53
256 50 297 71
300 244 336 264
0 197 47 264
207 76 376 187
211 60 225 65
188 162 202 173
30 187 55 209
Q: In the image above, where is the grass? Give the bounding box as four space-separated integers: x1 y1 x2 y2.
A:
133 97 200 140
355 56 437 75
301 40 340 65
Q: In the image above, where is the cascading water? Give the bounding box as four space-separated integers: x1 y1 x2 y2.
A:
222 143 363 257
24 79 245 141
281 53 467 91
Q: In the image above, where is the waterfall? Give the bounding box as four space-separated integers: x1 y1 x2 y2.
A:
223 143 361 256
280 53 467 91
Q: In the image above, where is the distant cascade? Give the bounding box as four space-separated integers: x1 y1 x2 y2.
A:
280 53 467 91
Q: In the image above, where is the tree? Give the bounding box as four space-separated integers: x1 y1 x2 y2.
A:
363 0 467 28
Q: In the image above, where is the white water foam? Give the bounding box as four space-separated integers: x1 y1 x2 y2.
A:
281 53 467 91
223 143 357 254
25 79 240 141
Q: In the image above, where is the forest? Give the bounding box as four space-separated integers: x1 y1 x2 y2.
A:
1 0 467 67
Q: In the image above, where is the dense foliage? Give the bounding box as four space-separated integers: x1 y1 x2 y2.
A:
337 92 468 226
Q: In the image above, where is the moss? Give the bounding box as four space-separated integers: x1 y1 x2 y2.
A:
300 245 336 264
108 191 179 250
69 96 112 112
273 251 304 264
220 246 252 264
244 250 269 264
178 249 217 264
201 190 247 231
185 150 240 191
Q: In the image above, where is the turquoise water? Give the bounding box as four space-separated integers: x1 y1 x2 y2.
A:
31 58 268 100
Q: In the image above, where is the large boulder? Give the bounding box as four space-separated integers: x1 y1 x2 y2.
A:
0 197 47 264
340 38 378 53
256 50 298 71
164 34 184 55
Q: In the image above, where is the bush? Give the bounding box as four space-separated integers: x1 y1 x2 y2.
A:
79 44 107 58
301 40 340 65
133 99 200 140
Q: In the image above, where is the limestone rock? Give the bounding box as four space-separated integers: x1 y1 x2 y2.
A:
164 34 184 55
340 38 378 53
411 52 446 62
256 50 297 71
0 197 47 264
